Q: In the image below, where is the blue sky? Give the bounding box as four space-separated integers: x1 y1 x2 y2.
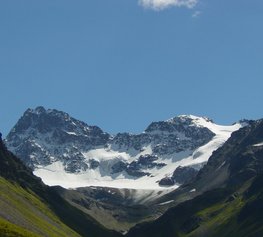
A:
0 0 263 136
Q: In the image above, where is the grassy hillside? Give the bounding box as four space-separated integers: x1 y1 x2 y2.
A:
0 217 40 237
0 177 80 237
0 138 121 237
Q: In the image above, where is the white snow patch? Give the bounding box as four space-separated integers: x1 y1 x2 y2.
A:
66 131 77 136
158 200 175 206
253 142 263 147
83 149 131 162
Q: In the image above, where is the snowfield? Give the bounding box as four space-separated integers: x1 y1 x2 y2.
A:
34 116 242 191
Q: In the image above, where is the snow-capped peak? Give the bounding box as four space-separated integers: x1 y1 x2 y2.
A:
5 107 244 193
166 115 213 126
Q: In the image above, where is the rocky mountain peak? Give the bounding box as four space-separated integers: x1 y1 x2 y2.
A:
168 114 213 124
5 106 110 169
7 106 109 139
33 106 46 114
144 115 215 152
5 108 243 189
145 115 214 133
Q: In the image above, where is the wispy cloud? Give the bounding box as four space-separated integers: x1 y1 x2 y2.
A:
192 10 201 18
138 0 198 10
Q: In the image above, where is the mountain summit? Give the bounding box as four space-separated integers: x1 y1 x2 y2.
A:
5 107 243 191
6 106 110 170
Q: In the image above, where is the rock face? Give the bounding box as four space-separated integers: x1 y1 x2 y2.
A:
5 107 242 189
111 116 215 156
159 177 175 186
172 166 199 184
6 107 110 171
159 166 199 186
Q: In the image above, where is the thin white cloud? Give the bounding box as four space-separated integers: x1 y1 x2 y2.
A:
192 10 201 18
138 0 198 10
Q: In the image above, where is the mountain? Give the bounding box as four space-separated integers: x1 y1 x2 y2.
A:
4 106 247 233
5 106 110 171
0 134 122 237
127 119 263 237
5 106 243 193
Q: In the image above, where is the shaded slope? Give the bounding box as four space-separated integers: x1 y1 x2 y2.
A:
0 137 121 237
127 119 263 237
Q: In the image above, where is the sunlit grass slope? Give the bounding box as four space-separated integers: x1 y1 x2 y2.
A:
0 177 80 237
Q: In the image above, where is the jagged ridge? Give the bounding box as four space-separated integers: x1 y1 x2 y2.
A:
5 107 242 190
